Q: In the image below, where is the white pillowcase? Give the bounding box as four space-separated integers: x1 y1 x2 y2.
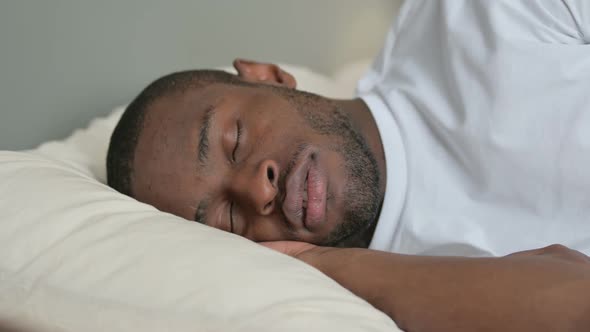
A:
0 64 401 332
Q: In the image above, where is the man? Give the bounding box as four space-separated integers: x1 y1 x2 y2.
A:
107 1 590 331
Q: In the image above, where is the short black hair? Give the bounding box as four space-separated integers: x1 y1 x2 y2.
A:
106 69 242 196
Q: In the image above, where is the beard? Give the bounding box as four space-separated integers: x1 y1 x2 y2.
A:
313 108 382 247
270 86 383 247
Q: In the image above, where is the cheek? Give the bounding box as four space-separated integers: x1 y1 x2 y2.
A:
244 216 291 242
318 148 348 206
257 119 311 152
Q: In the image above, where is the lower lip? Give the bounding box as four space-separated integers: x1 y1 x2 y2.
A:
304 163 327 229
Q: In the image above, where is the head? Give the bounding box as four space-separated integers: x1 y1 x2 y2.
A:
107 59 384 247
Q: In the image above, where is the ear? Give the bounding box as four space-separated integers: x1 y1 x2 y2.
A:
233 58 297 89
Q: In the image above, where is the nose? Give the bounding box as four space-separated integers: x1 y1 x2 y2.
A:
233 159 279 215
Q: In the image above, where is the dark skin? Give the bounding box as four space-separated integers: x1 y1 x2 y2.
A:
130 59 590 331
133 59 386 246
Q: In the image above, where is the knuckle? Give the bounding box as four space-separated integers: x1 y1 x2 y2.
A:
545 244 568 252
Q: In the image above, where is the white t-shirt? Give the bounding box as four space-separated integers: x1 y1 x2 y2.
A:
358 0 590 257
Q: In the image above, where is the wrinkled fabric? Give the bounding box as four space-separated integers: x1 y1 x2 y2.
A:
360 0 590 257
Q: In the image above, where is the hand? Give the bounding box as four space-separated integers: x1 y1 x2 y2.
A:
260 240 317 256
260 241 338 269
507 244 590 264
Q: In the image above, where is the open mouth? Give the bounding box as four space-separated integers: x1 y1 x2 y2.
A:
283 147 327 231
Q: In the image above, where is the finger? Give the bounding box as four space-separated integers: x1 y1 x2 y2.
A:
259 241 316 257
259 241 289 252
506 248 543 257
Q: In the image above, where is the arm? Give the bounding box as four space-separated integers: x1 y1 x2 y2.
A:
264 242 590 332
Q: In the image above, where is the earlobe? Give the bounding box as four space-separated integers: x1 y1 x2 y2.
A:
233 58 297 89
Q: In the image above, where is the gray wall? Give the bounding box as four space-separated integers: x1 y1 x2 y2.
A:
0 1 400 150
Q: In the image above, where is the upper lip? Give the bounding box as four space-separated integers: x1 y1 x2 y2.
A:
282 147 313 230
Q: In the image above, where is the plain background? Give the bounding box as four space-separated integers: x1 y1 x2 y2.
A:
0 1 400 150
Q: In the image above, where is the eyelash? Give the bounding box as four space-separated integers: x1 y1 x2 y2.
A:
231 121 242 162
229 121 242 233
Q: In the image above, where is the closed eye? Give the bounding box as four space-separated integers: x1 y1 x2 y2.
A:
232 120 242 162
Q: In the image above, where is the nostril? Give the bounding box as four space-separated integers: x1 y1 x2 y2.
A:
267 167 275 183
264 201 273 212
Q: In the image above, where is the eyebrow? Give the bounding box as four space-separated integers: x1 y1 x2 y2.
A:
197 104 216 167
194 199 209 224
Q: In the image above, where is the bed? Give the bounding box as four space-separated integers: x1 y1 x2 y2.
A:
0 2 404 330
0 63 402 331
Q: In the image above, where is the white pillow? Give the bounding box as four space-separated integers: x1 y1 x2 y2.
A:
0 64 401 332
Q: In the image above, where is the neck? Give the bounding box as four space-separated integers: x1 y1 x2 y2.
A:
334 98 387 247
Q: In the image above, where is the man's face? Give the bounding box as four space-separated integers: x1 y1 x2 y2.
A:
132 75 382 246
